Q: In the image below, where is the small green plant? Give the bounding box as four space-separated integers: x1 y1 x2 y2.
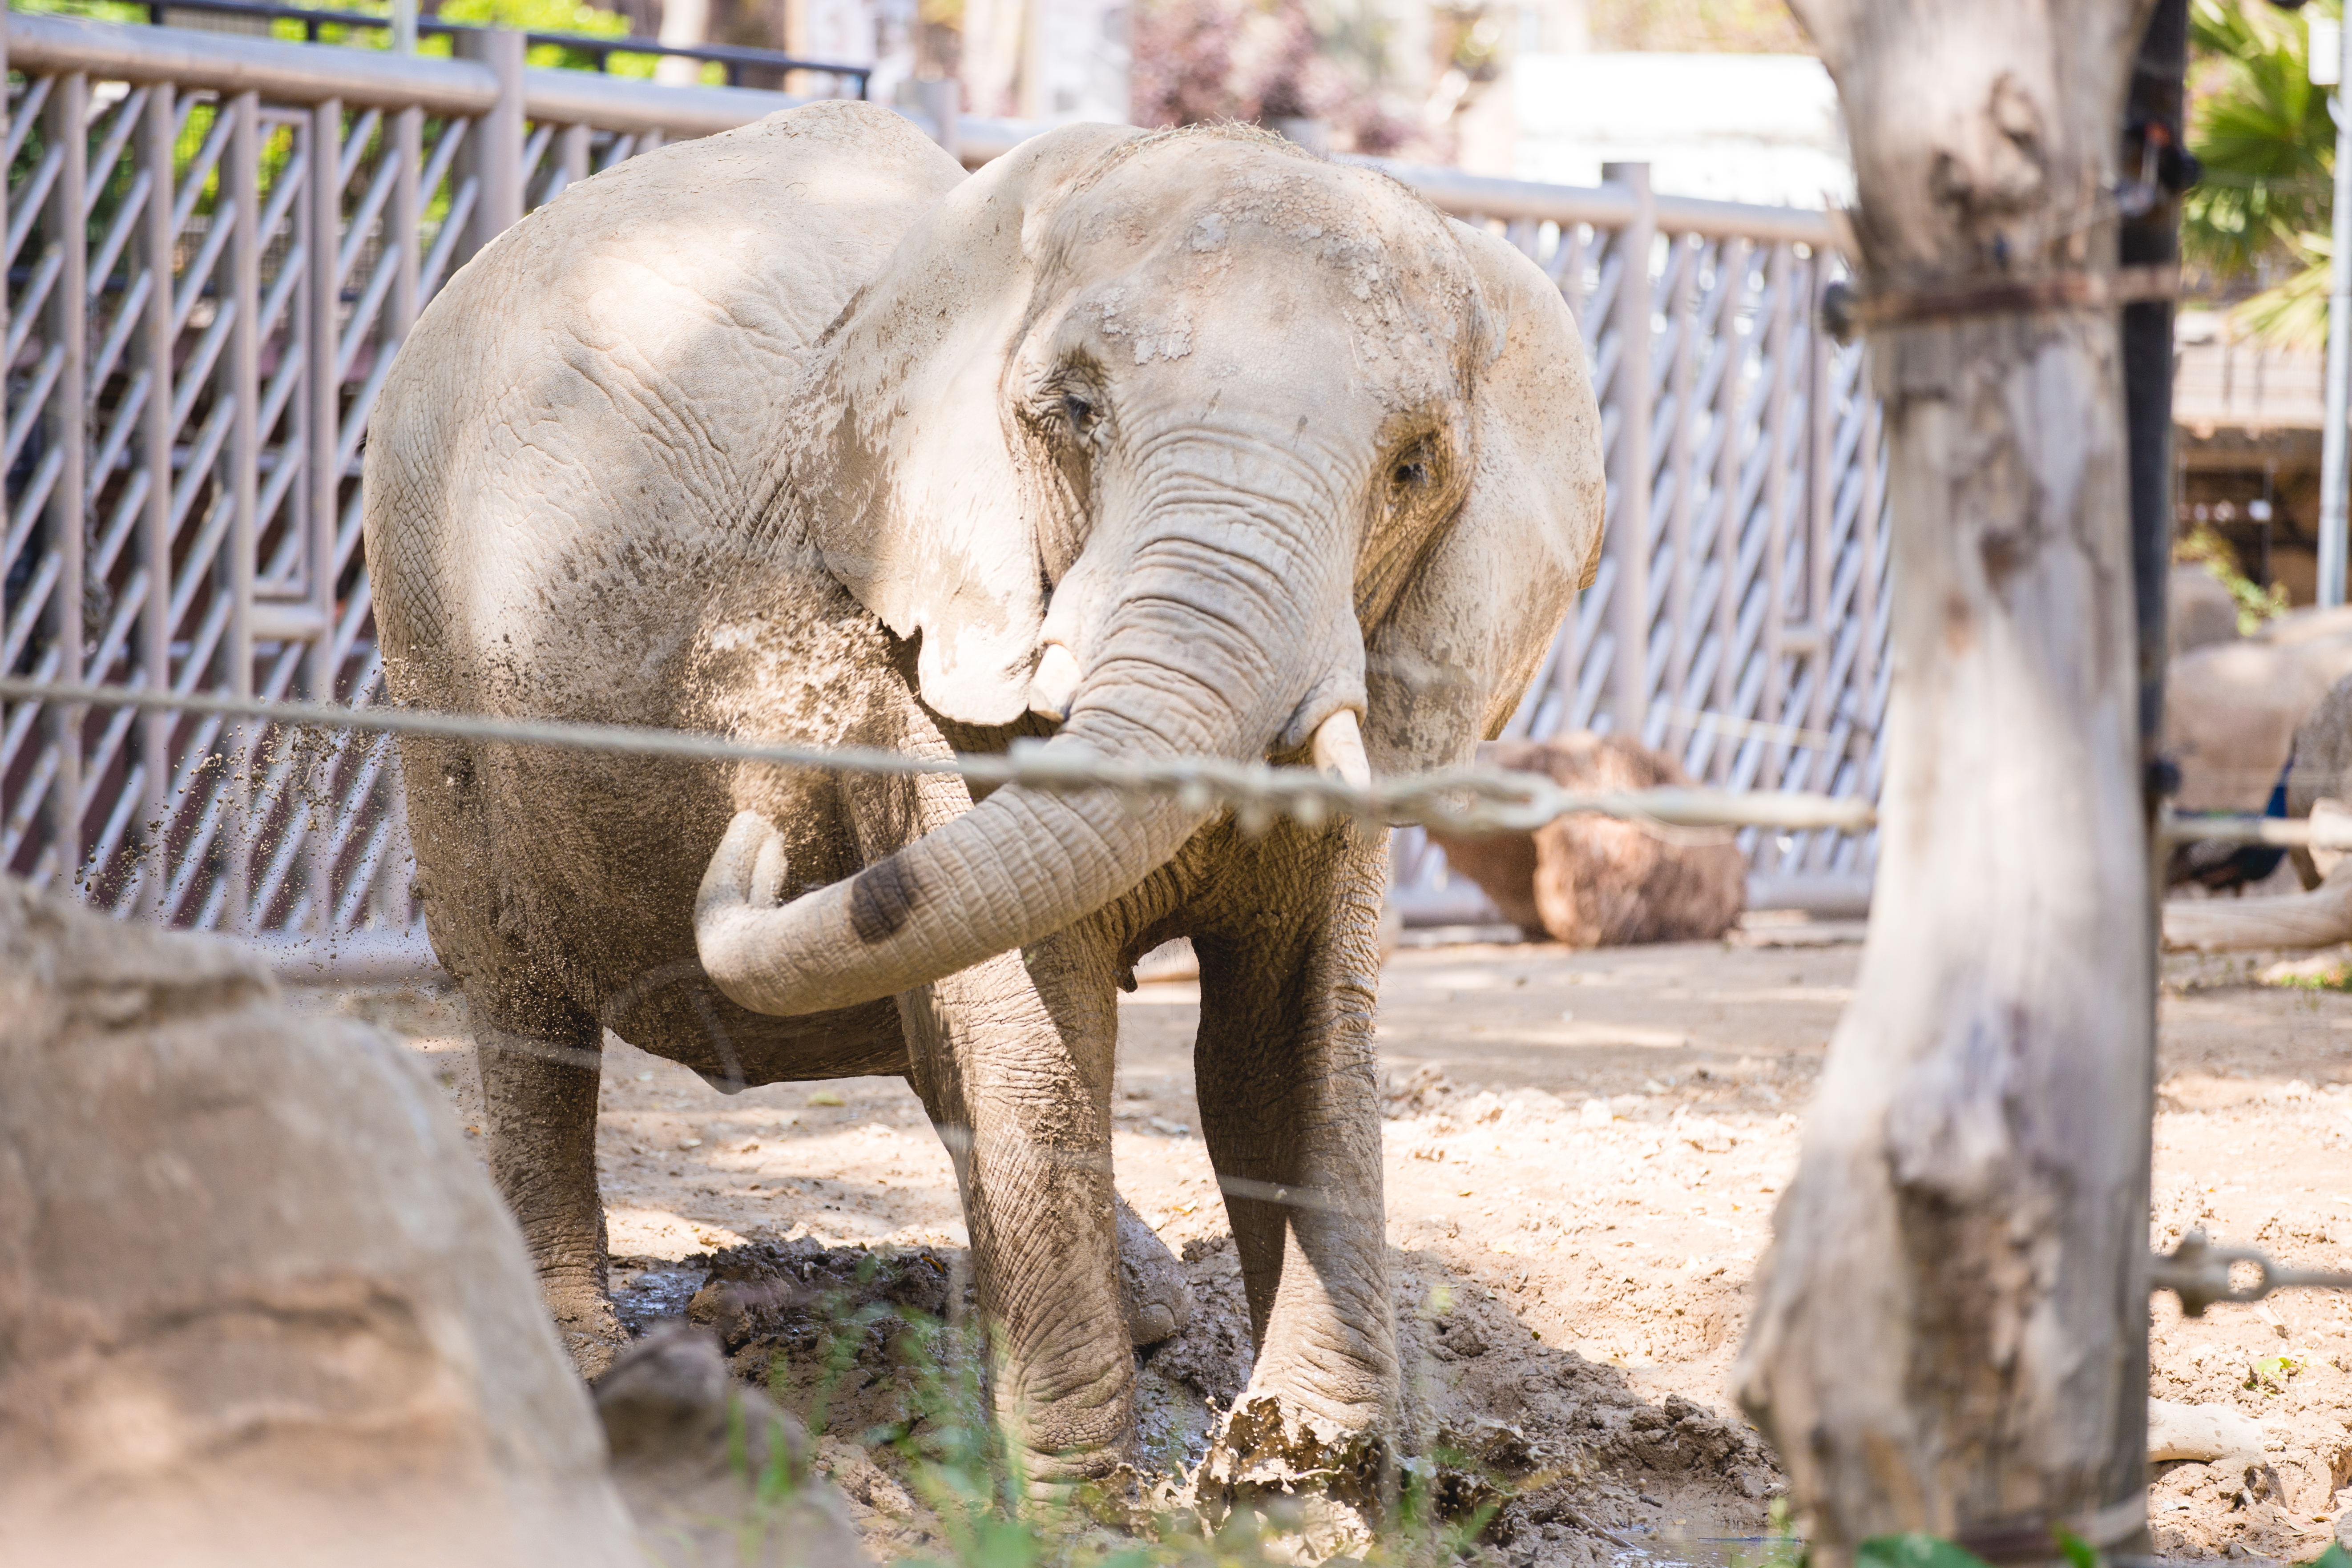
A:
2177 524 2290 635
2248 1352 2305 1393
1857 1534 1998 1568
2267 963 2352 993
1730 1495 1804 1568
714 1389 816 1565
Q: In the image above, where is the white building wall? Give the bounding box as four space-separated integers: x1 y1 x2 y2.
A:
1510 51 1850 206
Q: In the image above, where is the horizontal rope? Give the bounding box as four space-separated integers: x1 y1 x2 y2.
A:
18 673 2352 850
2 674 1875 838
24 673 2352 851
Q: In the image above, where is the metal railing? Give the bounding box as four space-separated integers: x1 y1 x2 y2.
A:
1376 165 1880 923
0 8 1880 962
139 0 874 95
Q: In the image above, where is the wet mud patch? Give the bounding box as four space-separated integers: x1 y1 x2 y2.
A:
609 1229 1780 1564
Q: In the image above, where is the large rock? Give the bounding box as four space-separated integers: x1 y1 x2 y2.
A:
595 1329 871 1568
1431 735 1747 947
0 876 637 1566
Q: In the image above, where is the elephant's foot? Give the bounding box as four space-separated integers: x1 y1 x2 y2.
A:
1113 1195 1193 1348
542 1273 626 1381
1192 1395 1392 1551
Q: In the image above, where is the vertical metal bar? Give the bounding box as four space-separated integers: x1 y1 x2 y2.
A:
454 27 525 265
225 89 260 929
2 14 10 359
2110 4 2188 1530
392 105 420 338
1602 161 1653 739
917 78 958 163
2319 4 2352 606
1710 238 1751 778
558 121 589 191
308 99 339 701
137 81 174 912
308 98 343 931
1761 242 1792 734
1858 358 1883 700
1804 248 1834 739
1665 234 1699 729
41 73 89 889
372 104 423 935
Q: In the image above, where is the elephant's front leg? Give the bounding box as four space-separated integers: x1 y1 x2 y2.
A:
1193 822 1397 1508
899 934 1134 1483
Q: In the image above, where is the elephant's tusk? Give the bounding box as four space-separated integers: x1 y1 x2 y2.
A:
1027 643 1081 722
1311 708 1372 791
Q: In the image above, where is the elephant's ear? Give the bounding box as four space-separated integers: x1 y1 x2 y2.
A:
787 123 1142 728
1364 222 1606 775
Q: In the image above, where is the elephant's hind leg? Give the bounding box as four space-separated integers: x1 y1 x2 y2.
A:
473 994 620 1379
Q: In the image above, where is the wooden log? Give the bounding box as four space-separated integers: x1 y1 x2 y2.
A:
1733 2 2161 1562
2162 861 2352 953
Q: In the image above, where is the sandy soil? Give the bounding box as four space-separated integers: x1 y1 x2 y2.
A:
306 918 2352 1565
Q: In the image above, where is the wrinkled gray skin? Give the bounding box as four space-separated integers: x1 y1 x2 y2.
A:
364 101 1602 1483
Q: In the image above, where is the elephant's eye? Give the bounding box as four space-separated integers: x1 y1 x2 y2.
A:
1392 459 1431 489
1062 393 1097 433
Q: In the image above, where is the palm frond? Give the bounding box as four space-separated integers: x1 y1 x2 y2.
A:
2186 0 2339 285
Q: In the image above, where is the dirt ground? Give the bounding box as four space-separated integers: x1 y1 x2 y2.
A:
305 915 2352 1565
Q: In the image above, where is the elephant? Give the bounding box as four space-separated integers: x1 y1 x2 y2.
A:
363 99 1604 1486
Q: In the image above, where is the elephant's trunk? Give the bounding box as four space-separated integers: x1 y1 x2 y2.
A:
697 470 1353 1016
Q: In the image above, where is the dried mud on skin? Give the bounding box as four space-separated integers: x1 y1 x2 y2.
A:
304 929 2352 1563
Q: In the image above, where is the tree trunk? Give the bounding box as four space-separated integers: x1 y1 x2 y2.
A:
1733 4 2160 1561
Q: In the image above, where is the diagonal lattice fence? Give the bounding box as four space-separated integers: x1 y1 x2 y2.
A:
1 11 1886 958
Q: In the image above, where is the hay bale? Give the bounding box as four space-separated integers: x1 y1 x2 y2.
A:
0 875 637 1567
1431 735 1747 947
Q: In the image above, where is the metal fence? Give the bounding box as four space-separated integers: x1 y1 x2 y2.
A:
1367 161 1882 922
0 9 1884 958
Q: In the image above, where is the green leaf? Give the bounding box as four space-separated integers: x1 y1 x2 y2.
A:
2053 1524 2101 1568
2302 1543 2352 1568
2185 0 2340 286
1856 1535 2000 1568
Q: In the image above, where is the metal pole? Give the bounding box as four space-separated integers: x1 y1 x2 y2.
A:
1602 160 1655 743
2319 9 2352 607
391 0 416 55
2116 0 2187 1539
452 27 525 265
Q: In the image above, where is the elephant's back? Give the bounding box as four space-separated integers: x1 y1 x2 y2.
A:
363 100 964 713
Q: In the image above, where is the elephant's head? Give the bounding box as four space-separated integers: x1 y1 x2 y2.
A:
697 124 1604 1013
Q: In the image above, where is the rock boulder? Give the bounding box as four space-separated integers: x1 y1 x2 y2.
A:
0 875 637 1566
1430 734 1747 947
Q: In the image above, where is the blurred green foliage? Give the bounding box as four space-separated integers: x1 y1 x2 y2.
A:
2185 0 2336 286
11 0 709 81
